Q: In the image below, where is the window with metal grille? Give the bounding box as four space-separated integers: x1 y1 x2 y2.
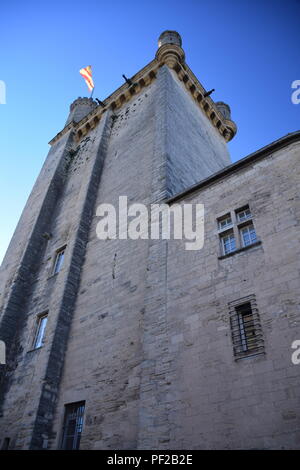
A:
229 295 264 360
60 401 85 450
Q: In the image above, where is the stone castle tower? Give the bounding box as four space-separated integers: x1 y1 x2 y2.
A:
0 31 299 450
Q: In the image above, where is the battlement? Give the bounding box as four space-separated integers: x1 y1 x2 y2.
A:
49 31 237 146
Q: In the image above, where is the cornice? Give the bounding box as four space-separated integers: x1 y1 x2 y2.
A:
49 45 237 146
171 60 237 141
166 130 300 204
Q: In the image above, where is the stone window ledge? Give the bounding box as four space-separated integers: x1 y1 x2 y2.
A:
27 346 43 354
218 240 262 260
47 272 59 281
234 351 265 362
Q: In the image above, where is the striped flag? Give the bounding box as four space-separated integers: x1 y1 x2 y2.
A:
79 65 94 92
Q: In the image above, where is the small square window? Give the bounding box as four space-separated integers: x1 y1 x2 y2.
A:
218 214 232 231
236 207 252 222
240 224 257 247
53 248 65 274
33 314 48 349
220 231 236 255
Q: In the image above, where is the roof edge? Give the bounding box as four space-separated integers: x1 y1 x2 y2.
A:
167 130 300 204
49 44 237 146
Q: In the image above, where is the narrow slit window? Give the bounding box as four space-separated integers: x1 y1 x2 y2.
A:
33 314 48 349
53 248 65 274
236 303 256 352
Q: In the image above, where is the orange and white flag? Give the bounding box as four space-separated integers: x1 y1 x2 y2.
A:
79 65 94 92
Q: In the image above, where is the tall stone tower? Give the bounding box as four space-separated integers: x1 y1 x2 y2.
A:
1 31 299 450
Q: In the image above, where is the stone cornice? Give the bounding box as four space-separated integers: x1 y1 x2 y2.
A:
49 45 237 146
171 60 237 141
166 130 300 204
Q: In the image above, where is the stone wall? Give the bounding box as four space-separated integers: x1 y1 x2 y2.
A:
0 60 299 450
161 140 300 449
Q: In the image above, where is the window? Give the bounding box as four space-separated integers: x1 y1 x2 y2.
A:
236 206 252 222
240 224 257 247
218 214 232 231
220 231 236 255
60 402 85 450
218 204 259 258
53 247 65 274
33 314 48 349
1 438 10 450
228 295 264 360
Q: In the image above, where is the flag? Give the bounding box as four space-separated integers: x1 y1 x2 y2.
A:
79 65 94 92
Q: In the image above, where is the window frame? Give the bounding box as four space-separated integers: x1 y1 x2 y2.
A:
240 223 257 248
228 295 265 360
220 230 236 255
218 204 259 257
60 401 86 450
218 213 233 231
32 313 48 350
52 246 66 275
236 206 252 223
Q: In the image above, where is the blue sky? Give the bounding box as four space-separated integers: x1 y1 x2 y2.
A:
0 0 299 264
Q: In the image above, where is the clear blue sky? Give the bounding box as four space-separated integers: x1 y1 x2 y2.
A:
0 0 299 264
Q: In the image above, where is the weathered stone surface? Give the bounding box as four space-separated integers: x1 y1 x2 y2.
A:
0 31 299 450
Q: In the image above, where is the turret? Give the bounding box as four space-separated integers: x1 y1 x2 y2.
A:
65 97 97 126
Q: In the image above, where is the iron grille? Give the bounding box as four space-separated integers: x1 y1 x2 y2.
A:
60 401 85 450
228 295 264 360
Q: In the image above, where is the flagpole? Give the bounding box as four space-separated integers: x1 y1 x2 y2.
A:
80 66 94 99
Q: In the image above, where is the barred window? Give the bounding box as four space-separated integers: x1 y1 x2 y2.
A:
229 295 264 360
60 402 85 450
